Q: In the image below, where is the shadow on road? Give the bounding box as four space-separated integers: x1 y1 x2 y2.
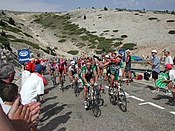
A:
153 94 172 101
41 96 58 104
40 102 59 114
145 85 155 90
58 127 66 131
40 104 67 122
39 112 72 131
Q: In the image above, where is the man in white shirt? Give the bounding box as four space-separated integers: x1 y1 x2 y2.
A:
21 63 31 86
163 49 174 66
20 72 44 105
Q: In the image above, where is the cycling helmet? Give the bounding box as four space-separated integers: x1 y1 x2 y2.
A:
71 61 75 65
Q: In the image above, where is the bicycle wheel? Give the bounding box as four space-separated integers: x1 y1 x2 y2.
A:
92 98 101 117
117 88 127 112
73 81 79 97
61 77 64 92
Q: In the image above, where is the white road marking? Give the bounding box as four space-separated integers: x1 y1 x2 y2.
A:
139 102 165 110
128 96 145 102
125 92 129 96
170 111 175 115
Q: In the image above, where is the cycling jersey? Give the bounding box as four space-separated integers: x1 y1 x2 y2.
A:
82 65 96 83
58 63 65 71
68 65 78 75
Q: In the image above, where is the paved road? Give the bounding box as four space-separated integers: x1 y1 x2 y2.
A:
38 75 175 131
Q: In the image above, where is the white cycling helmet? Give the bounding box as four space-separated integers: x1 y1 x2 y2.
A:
105 55 110 58
71 61 75 65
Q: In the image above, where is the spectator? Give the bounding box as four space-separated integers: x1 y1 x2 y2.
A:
0 83 18 114
21 62 32 86
147 50 160 83
163 49 173 66
34 59 44 75
0 62 41 130
125 49 132 82
20 69 45 105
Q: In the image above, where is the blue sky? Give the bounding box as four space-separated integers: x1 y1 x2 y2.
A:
0 0 175 12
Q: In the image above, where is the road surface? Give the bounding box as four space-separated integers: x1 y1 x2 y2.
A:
38 75 175 131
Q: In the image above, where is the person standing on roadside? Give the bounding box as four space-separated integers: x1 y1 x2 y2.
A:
147 50 160 83
163 49 174 66
125 49 132 82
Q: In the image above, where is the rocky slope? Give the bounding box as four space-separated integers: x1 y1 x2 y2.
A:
0 8 175 59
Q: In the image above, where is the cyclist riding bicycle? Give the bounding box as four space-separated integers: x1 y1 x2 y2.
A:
82 60 98 109
68 61 79 86
104 55 122 92
58 60 66 86
49 61 57 84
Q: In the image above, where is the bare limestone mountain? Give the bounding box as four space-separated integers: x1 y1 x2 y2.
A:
0 8 175 59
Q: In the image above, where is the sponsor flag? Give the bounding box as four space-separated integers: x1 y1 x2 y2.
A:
18 49 30 63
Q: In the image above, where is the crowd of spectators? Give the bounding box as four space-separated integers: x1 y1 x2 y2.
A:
0 58 47 131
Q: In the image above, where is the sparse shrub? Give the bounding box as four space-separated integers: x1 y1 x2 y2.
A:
171 11 175 14
1 30 6 37
91 31 97 33
58 39 66 43
61 36 67 38
121 43 136 50
114 42 122 47
148 17 158 20
121 35 128 38
6 35 16 39
104 7 108 11
84 15 86 20
67 50 79 55
24 33 33 38
103 30 110 32
116 38 124 41
92 7 95 9
135 13 139 15
0 36 9 43
0 20 5 26
168 30 175 34
1 11 6 15
89 44 96 49
81 35 89 41
98 17 102 19
8 17 15 25
113 30 119 32
96 50 103 54
167 20 175 22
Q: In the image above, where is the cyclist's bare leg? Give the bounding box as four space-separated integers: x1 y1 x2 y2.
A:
110 74 115 87
58 72 61 85
83 86 88 101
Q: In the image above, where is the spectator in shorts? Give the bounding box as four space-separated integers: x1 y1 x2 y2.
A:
147 50 160 82
0 83 18 114
125 49 132 82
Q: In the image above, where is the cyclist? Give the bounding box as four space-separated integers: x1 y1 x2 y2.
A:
82 60 98 109
68 61 79 86
58 59 66 87
49 61 57 85
104 55 122 92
